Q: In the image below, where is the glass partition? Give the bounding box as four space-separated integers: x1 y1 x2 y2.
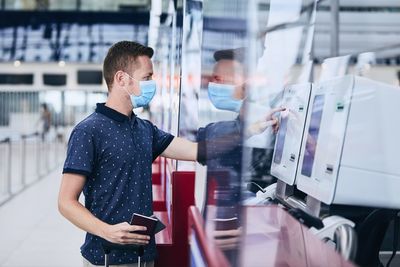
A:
243 0 316 195
242 1 400 264
196 0 248 265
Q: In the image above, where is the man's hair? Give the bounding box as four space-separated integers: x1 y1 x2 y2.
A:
103 41 154 90
213 47 247 76
213 47 245 63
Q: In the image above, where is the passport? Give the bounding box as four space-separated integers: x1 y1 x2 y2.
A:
130 213 165 236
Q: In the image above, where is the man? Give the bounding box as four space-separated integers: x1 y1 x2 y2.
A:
58 41 197 266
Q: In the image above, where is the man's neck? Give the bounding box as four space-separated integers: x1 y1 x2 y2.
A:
105 89 133 117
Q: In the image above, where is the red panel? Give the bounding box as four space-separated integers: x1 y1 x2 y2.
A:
152 172 161 185
155 171 195 267
152 201 166 212
152 184 164 202
152 184 166 211
152 158 161 183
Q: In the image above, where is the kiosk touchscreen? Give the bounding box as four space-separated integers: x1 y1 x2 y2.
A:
297 75 400 208
271 83 312 185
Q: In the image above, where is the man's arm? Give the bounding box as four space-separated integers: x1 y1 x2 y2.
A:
58 173 150 245
161 137 198 161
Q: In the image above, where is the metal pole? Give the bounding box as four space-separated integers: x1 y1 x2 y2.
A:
330 0 340 57
46 140 50 173
61 91 65 128
38 136 42 177
36 133 40 178
21 136 26 186
104 253 109 267
76 0 81 11
7 138 12 196
53 137 56 169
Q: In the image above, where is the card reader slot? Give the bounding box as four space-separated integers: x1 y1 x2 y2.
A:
325 164 334 174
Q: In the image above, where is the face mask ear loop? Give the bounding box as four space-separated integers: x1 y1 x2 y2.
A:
122 82 133 97
123 72 140 96
125 72 137 82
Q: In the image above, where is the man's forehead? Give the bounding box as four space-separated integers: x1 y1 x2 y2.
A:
214 59 241 73
136 55 152 65
134 55 153 73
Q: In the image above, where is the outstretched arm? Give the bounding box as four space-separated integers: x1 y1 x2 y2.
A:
161 137 198 161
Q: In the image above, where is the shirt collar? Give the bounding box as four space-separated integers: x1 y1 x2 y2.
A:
95 103 136 122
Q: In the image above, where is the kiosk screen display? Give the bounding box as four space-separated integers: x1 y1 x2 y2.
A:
301 95 325 177
273 115 289 165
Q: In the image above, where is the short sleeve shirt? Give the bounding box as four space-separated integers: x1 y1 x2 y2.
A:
63 103 174 265
196 118 242 170
196 119 242 219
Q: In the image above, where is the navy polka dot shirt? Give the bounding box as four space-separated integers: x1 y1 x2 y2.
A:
63 103 174 265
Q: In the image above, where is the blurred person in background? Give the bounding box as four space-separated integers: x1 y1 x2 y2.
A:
58 41 198 267
39 103 51 141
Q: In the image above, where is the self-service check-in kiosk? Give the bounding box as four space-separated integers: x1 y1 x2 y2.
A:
252 83 314 204
252 75 400 264
270 83 313 186
296 75 400 209
293 75 400 265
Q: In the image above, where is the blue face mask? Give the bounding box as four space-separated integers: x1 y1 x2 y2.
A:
125 74 157 108
207 82 243 112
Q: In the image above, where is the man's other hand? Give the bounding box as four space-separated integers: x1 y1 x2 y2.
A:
101 222 150 245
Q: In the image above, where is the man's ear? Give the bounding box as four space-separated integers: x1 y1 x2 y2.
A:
241 81 247 93
115 71 126 87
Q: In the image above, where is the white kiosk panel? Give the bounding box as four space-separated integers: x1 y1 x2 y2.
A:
297 75 400 208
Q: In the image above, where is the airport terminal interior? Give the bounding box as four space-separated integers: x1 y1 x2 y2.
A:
0 0 400 266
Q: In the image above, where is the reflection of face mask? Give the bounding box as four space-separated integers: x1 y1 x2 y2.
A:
207 82 243 112
125 74 157 108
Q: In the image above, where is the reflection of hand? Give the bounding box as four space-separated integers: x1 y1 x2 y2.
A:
245 107 286 137
305 134 317 155
212 227 242 251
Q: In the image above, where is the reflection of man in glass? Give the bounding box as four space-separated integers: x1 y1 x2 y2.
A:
196 49 283 260
197 48 283 166
207 49 246 113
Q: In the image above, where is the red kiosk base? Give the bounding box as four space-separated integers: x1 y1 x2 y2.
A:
152 164 195 267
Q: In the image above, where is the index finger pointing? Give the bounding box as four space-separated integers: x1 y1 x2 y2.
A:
271 107 286 114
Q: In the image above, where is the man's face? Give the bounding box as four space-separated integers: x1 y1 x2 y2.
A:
126 55 154 96
211 59 245 100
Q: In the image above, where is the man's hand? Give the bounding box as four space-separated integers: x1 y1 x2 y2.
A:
101 222 150 245
244 107 286 137
212 228 242 251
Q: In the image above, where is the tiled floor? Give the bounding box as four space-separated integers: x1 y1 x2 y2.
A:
0 166 84 267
